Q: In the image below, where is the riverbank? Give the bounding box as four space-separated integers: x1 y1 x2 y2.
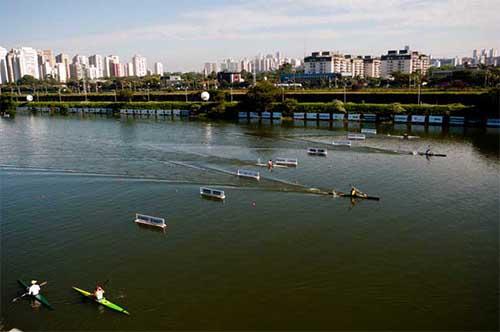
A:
15 100 480 117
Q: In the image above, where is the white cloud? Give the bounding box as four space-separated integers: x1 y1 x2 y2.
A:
26 0 500 71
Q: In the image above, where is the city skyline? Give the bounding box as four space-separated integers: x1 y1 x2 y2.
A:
3 0 499 72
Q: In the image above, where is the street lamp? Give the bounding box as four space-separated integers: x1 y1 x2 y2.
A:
147 83 150 102
417 81 427 105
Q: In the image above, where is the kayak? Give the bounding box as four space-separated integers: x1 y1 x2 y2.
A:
17 280 54 310
332 192 380 201
72 286 130 315
417 152 447 157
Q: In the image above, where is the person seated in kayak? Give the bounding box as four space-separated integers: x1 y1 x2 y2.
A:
267 159 273 171
425 145 432 155
28 280 41 296
351 186 367 198
403 133 409 140
94 286 105 301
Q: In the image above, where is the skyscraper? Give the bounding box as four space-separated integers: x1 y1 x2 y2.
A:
132 55 147 77
12 47 40 80
89 54 104 78
154 62 163 76
0 46 8 84
55 53 71 81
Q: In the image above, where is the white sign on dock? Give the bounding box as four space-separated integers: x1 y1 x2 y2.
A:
293 113 305 120
411 115 426 123
318 113 330 120
332 113 345 120
486 118 500 127
272 112 282 119
348 113 361 121
249 112 259 118
261 112 271 119
449 116 465 126
394 115 409 123
306 113 317 120
428 115 443 124
363 113 377 122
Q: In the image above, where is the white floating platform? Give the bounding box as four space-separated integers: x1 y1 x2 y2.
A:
200 187 225 200
347 133 366 140
134 213 166 229
332 140 352 147
274 157 298 167
361 128 377 135
237 169 260 180
307 147 328 156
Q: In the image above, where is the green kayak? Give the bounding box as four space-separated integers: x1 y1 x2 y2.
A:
72 286 130 315
17 280 54 310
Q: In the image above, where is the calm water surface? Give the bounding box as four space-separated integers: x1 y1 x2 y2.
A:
1 114 499 331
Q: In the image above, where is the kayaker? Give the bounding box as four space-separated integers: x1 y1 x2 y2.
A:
425 145 432 155
403 133 409 140
28 280 41 296
94 286 105 301
267 159 273 171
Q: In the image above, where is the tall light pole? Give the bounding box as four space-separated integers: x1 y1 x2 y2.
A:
418 81 427 105
147 83 150 102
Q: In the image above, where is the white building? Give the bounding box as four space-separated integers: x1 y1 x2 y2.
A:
69 63 85 80
54 62 67 83
89 54 104 78
363 57 381 78
126 62 134 77
0 46 8 84
203 62 218 76
154 62 163 76
55 53 71 81
380 47 429 78
13 47 40 80
132 55 147 77
104 55 119 77
72 54 89 66
304 51 347 74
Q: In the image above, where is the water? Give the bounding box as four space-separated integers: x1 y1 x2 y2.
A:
1 114 498 331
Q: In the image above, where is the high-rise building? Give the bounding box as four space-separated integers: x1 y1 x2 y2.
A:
89 55 104 78
40 49 56 67
132 55 147 77
55 53 71 81
126 62 134 77
0 46 8 84
5 50 16 83
154 62 163 76
69 63 85 80
54 62 67 83
103 55 119 77
12 47 40 80
203 62 218 76
72 54 89 66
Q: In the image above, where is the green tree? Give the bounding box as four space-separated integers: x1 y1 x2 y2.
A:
0 94 17 117
242 81 280 112
328 99 346 113
117 89 134 102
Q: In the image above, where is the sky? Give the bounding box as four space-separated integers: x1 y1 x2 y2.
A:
2 0 499 72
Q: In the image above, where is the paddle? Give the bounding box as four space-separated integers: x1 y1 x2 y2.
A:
12 281 48 302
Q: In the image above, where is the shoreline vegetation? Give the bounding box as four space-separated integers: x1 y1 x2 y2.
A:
2 83 499 119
